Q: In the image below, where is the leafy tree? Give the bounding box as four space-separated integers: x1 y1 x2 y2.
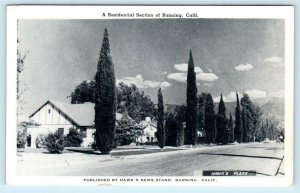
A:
260 120 267 141
241 93 259 142
70 81 156 123
216 94 229 144
204 93 216 143
17 40 26 102
241 94 264 142
234 92 243 143
117 82 156 122
157 88 165 149
165 107 185 147
94 29 116 154
228 113 234 143
254 117 266 142
185 50 198 145
17 24 29 121
17 22 28 104
252 106 263 142
262 116 280 141
115 115 143 146
70 80 96 104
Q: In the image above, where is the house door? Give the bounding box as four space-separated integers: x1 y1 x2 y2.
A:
26 134 31 147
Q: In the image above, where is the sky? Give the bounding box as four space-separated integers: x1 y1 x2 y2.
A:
18 19 285 117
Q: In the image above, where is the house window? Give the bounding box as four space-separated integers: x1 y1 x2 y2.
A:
81 128 87 138
58 128 64 136
48 109 51 114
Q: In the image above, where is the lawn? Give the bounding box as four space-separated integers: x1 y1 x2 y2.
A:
17 145 185 157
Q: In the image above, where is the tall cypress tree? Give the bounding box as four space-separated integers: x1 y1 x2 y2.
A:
234 92 243 143
228 113 234 143
157 88 165 149
241 94 256 142
175 105 185 146
198 93 206 130
216 94 229 144
204 93 216 143
185 50 198 145
94 28 116 154
241 107 247 142
165 113 176 146
252 106 262 142
218 94 226 116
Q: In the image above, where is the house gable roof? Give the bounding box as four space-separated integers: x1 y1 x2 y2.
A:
29 100 122 127
138 120 157 129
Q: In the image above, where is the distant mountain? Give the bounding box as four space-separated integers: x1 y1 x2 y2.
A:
215 97 284 126
164 104 180 113
254 97 284 126
165 97 284 127
214 101 235 117
165 97 284 126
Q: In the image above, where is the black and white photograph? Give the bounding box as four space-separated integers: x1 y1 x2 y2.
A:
6 6 294 186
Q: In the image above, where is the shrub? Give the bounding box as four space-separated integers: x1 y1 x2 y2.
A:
44 131 64 154
35 135 45 148
64 128 83 147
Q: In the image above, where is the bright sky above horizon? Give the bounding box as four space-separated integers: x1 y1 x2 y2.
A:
18 19 285 117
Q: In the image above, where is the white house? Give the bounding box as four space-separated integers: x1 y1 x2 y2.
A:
137 117 157 143
27 100 123 148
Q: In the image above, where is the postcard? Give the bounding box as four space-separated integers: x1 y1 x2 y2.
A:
6 5 294 186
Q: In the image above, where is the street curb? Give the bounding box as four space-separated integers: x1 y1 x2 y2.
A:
276 156 285 176
121 142 264 159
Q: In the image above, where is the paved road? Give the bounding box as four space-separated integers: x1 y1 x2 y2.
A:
58 142 284 176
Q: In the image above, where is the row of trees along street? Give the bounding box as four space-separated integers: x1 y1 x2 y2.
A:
64 29 282 154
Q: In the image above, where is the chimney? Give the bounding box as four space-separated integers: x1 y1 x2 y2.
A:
145 117 151 123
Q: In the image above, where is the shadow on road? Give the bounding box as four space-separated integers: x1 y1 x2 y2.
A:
198 152 283 160
66 148 182 156
66 149 102 155
245 146 284 151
